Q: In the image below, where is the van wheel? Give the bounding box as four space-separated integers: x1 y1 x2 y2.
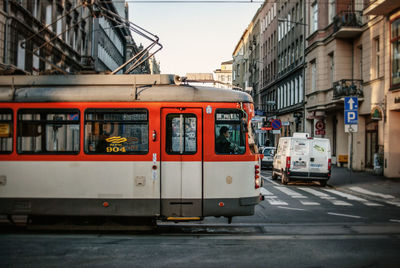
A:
320 180 327 187
272 172 278 180
281 172 289 185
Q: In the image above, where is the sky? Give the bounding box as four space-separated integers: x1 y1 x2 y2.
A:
127 1 262 76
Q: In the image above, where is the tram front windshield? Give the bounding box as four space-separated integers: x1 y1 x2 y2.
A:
215 109 246 155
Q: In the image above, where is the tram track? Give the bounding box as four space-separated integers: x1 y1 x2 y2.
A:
1 218 400 237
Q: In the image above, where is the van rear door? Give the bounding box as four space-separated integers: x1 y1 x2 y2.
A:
309 139 330 174
290 138 309 174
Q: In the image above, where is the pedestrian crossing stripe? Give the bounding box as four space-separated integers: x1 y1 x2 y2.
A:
298 187 352 206
324 189 383 207
259 184 392 208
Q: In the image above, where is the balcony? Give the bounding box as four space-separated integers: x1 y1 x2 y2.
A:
364 0 400 16
332 79 363 100
333 11 363 39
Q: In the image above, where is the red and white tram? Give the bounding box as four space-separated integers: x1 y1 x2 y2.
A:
0 74 261 222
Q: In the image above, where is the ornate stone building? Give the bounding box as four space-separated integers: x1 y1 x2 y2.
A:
0 0 150 75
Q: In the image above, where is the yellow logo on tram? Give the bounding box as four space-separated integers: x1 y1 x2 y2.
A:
106 136 127 144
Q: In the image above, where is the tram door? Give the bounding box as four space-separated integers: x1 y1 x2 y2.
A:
161 108 203 217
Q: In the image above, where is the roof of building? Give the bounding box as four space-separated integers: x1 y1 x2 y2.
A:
221 60 233 65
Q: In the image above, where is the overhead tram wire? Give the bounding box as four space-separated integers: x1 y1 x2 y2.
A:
112 1 264 3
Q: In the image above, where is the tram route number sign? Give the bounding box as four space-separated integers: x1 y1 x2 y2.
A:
271 119 282 130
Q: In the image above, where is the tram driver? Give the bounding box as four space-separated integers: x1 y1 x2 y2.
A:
216 126 240 154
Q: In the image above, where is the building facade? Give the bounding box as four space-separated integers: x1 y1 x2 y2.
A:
304 0 400 178
0 0 149 75
232 26 250 92
213 60 233 89
364 1 400 178
274 0 306 139
257 1 278 147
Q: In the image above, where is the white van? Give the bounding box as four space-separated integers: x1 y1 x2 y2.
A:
272 133 331 186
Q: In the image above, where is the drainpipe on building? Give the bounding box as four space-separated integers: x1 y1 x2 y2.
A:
3 0 9 65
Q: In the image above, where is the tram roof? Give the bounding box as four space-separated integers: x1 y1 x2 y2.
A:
0 74 252 103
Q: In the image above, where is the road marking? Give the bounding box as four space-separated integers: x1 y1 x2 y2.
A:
389 219 400 223
262 175 280 186
327 212 362 219
300 201 320 206
298 187 330 198
274 186 307 199
385 201 400 207
349 186 395 199
260 187 274 196
298 187 352 206
277 206 306 211
264 197 288 206
324 189 382 206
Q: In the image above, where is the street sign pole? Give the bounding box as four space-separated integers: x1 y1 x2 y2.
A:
350 131 353 183
344 97 358 175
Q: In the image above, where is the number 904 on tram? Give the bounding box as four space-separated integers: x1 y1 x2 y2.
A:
0 74 261 223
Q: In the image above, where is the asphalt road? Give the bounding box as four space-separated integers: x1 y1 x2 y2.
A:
1 170 400 267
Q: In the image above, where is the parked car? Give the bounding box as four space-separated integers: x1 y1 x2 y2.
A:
261 147 275 169
272 133 331 186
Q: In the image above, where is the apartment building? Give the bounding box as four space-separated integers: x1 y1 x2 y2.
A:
232 25 251 92
275 0 306 139
365 1 400 178
258 1 278 146
0 0 148 75
213 60 233 89
304 0 400 178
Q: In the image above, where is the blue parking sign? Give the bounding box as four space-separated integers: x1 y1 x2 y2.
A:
344 111 358 124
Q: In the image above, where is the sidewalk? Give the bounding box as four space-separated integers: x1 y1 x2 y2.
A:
329 166 400 201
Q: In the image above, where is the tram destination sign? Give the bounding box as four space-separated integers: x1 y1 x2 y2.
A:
216 113 241 121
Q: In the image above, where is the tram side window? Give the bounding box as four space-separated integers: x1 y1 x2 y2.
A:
0 109 13 154
215 109 245 155
17 109 80 154
166 114 197 154
84 109 148 154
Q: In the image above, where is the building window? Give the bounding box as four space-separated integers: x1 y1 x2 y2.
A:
391 17 400 87
17 37 25 70
374 37 380 79
291 80 294 106
284 83 288 107
328 53 334 86
299 75 304 102
328 0 336 24
277 87 281 109
32 0 39 18
45 3 53 31
311 2 318 33
311 60 317 92
32 46 40 75
357 45 363 80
